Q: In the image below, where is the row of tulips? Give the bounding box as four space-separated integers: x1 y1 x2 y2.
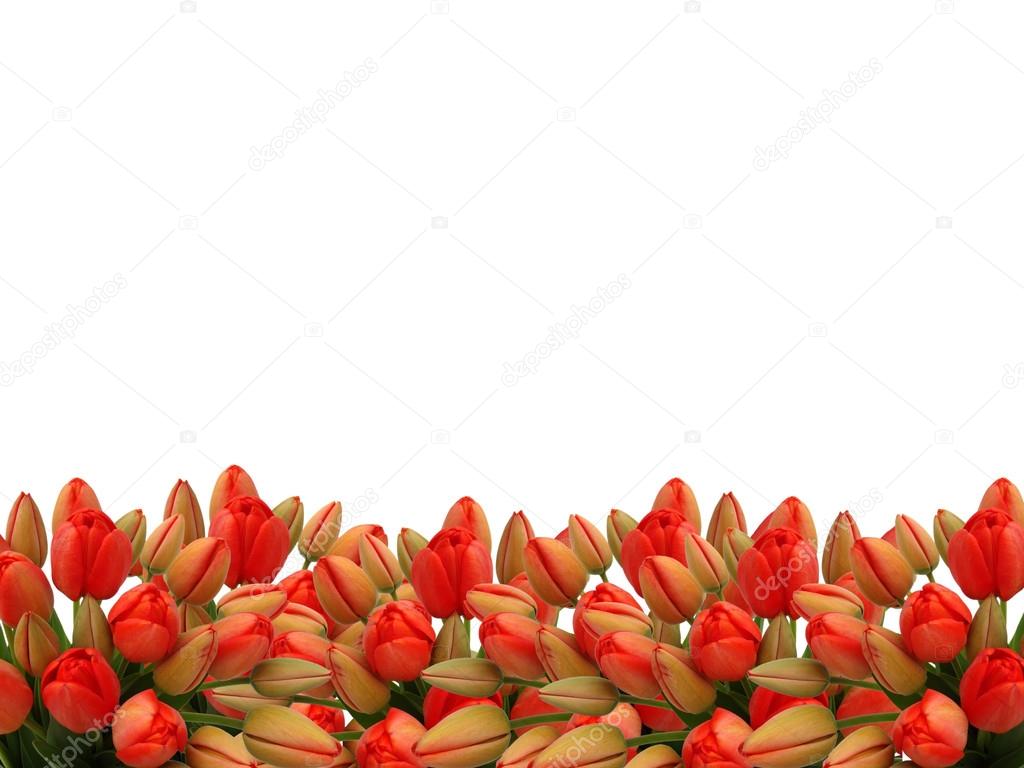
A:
0 468 1023 768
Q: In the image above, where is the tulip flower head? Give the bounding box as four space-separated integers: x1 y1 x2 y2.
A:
892 690 967 768
113 689 188 768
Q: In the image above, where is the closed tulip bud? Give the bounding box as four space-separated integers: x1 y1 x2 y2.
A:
327 523 387 562
140 515 185 575
301 501 343 562
0 660 33 734
444 496 491 550
822 511 861 583
620 509 697 592
749 658 830 698
116 508 147 566
359 533 403 592
313 555 378 624
652 644 716 714
932 509 963 564
432 613 470 663
708 492 746 553
755 496 818 547
164 478 205 545
113 689 187 768
581 601 653 638
861 625 925 696
737 527 819 619
273 496 305 549
328 643 391 713
415 704 510 768
683 708 752 768
6 492 47 566
497 725 559 768
892 690 967 768
966 595 1007 661
154 625 218 695
217 583 288 618
690 601 761 682
209 465 259 517
411 527 493 618
363 600 435 681
273 602 328 636
524 538 588 607
251 657 330 697
898 584 971 663
52 509 132 600
823 726 893 768
243 705 344 768
539 676 619 716
595 631 660 697
496 512 534 583
534 723 627 768
684 534 729 593
52 477 101 529
0 550 53 625
398 527 428 580
741 704 837 768
723 527 753 580
535 625 598 680
166 536 231 605
947 508 1024 600
466 583 537 620
572 584 643 658
180 602 213 631
639 554 705 624
758 614 797 664
651 477 701 530
14 611 59 677
834 573 884 625
108 583 180 663
423 658 503 697
651 617 680 646
42 648 120 733
625 745 680 768
792 583 864 620
206 680 289 714
959 647 1024 733
479 612 545 679
188 726 261 768
850 538 914 608
209 612 273 679
568 515 612 575
210 496 290 587
894 515 939 575
73 595 114 659
805 613 870 680
356 707 425 768
606 508 637 564
980 476 1024 525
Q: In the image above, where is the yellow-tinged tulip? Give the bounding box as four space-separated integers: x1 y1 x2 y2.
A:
966 595 1007 661
206 683 290 713
651 644 716 714
52 477 101 530
539 676 619 716
894 515 939 575
524 538 588 607
166 536 231 605
179 602 214 631
273 601 329 636
313 556 378 624
398 527 428 580
932 509 963 564
684 534 729 592
496 725 559 768
359 533 403 593
569 515 613 575
164 478 205 544
639 555 704 624
154 625 218 695
140 515 184 574
533 723 627 768
822 511 861 584
73 595 114 660
444 496 491 550
741 704 838 768
466 583 537 620
758 614 796 665
217 584 288 618
860 625 926 696
422 658 503 698
431 614 470 664
414 704 511 768
707 492 746 553
748 658 830 698
535 625 599 680
625 745 681 768
252 657 331 697
823 725 893 768
243 705 344 768
850 538 914 608
300 501 343 562
651 617 681 646
791 583 864 620
723 528 753 580
327 643 390 713
14 612 59 676
606 509 637 564
581 602 654 637
115 508 147 567
6 493 47 566
497 511 534 583
187 726 259 768
273 496 305 549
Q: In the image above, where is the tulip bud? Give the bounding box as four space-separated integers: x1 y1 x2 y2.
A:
652 644 716 714
14 611 60 677
823 725 893 768
52 477 101 529
444 496 491 550
684 534 729 593
861 625 926 696
932 508 963 564
792 583 864 620
850 538 914 607
166 536 231 605
651 617 680 646
741 704 837 768
415 704 511 768
432 613 470 663
966 595 1007 661
41 648 120 733
535 624 598 681
164 478 205 545
52 509 132 601
273 496 305 549
524 538 588 607
624 746 679 768
980 476 1024 525
313 555 378 624
180 602 213 631
496 512 534 583
188 726 261 768
748 658 831 698
209 465 259 517
568 515 613 575
580 601 653 638
0 660 33 734
113 689 188 768
539 676 619 716
301 501 343 562
108 583 180 663
115 508 147 568
899 583 971 663
423 657 503 697
497 725 559 768
243 705 344 768
708 492 746 553
273 602 329 636
758 614 797 664
805 612 870 681
251 657 330 697
206 681 290 714
359 533 403 592
154 625 218 695
638 555 704 624
652 477 701 530
894 514 939 575
756 496 817 547
822 511 861 583
327 643 390 713
959 647 1024 734
723 527 753 579
217 583 288 618
398 527 428 580
479 612 545 680
892 690 967 767
606 508 637 564
73 595 114 659
209 612 273 679
6 493 47 566
690 601 762 682
595 631 660 697
466 583 537 620
533 723 627 768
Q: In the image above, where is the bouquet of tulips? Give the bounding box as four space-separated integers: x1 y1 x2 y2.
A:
1 466 1023 768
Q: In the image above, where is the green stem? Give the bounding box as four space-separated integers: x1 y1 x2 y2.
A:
835 713 899 729
330 731 364 741
293 696 349 711
302 555 313 570
181 712 245 729
620 695 673 710
626 731 688 747
833 677 882 690
21 718 47 741
505 677 545 688
509 713 572 729
196 677 250 691
0 741 13 768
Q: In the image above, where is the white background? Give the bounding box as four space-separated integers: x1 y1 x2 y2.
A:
3 0 1024 561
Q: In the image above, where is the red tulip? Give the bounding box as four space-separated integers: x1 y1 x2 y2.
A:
41 648 120 733
834 572 884 624
410 527 492 618
737 527 818 618
209 495 290 587
594 631 660 697
650 477 701 530
619 508 697 592
107 583 180 663
291 702 348 734
979 477 1024 525
209 464 259 517
959 647 1024 733
682 708 752 768
508 572 557 624
52 477 101 529
51 509 132 600
892 690 967 768
0 550 53 625
748 686 828 729
363 600 436 681
164 478 205 545
479 612 544 680
898 583 971 663
209 612 274 679
508 687 568 736
279 569 339 633
572 583 641 659
947 508 1024 600
0 660 33 734
753 496 817 545
271 631 333 697
444 496 491 550
356 707 426 768
805 612 871 680
689 602 761 681
423 688 502 728
112 689 187 768
836 688 899 737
